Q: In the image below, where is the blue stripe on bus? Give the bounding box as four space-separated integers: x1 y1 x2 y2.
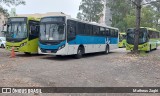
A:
109 38 118 44
68 35 106 45
68 35 118 45
39 41 66 50
39 35 118 50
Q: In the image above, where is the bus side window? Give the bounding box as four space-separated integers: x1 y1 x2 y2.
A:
115 30 118 38
93 26 99 36
110 29 114 37
30 25 36 34
100 27 105 36
77 22 85 35
29 21 39 37
29 20 39 40
85 24 91 35
67 20 76 40
89 25 93 35
93 26 96 35
106 28 110 37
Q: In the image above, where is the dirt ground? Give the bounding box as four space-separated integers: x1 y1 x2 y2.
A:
0 47 160 96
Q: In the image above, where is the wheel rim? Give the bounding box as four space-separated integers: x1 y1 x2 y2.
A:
1 44 4 48
106 46 109 53
78 49 82 56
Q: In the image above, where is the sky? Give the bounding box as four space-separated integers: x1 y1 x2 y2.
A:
7 0 81 18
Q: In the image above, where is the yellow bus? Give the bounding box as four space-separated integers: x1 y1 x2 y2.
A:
5 17 40 54
118 32 126 48
126 27 160 52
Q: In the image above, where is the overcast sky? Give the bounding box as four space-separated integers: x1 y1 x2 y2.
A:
8 0 81 18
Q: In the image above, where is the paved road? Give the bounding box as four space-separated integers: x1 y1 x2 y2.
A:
0 48 160 96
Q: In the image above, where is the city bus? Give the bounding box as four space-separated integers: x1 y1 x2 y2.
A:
5 17 40 54
39 16 119 58
118 32 126 48
126 27 160 52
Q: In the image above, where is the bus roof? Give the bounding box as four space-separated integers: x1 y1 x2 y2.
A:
40 16 119 30
9 17 40 21
141 27 160 32
128 27 160 33
68 17 119 30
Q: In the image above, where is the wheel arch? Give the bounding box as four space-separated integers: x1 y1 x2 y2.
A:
78 44 85 54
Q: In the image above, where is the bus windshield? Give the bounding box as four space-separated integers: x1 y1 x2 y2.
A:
40 23 65 41
7 22 27 39
127 28 148 44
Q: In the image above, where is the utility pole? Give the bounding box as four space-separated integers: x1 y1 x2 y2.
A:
133 0 142 53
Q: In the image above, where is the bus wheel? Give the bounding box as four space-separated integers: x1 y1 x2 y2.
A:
75 47 83 59
155 43 158 50
104 45 109 54
146 45 151 53
1 44 5 48
24 52 31 55
56 55 62 57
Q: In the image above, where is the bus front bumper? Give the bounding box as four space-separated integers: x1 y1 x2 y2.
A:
126 43 149 51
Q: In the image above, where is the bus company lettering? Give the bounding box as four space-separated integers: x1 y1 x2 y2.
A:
12 88 42 93
28 89 42 93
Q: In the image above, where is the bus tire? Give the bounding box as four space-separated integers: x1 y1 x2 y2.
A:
155 43 158 50
1 44 5 48
75 47 83 59
24 52 31 55
56 55 62 57
146 45 151 53
104 45 109 54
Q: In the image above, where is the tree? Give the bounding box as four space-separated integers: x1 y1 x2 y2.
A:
0 0 26 17
10 8 17 17
106 0 133 31
150 0 160 30
124 9 136 28
132 0 142 53
107 0 160 53
77 0 104 22
131 0 159 53
141 6 155 27
0 6 9 17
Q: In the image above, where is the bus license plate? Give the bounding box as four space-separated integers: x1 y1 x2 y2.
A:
46 50 51 53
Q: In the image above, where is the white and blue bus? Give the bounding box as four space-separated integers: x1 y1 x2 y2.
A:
38 16 119 58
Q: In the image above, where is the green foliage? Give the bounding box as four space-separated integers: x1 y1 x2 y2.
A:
107 0 133 31
0 0 26 17
77 0 104 22
141 6 155 27
107 0 160 31
124 10 136 29
150 0 160 30
0 6 9 17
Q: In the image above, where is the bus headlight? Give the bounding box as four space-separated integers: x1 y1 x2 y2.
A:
58 45 65 50
20 42 27 47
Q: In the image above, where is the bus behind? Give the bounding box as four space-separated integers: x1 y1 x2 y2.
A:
5 17 40 54
126 27 160 52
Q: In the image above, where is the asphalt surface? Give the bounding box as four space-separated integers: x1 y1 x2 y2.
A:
0 47 160 96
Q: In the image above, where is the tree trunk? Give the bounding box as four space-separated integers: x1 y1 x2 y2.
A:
133 0 141 54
